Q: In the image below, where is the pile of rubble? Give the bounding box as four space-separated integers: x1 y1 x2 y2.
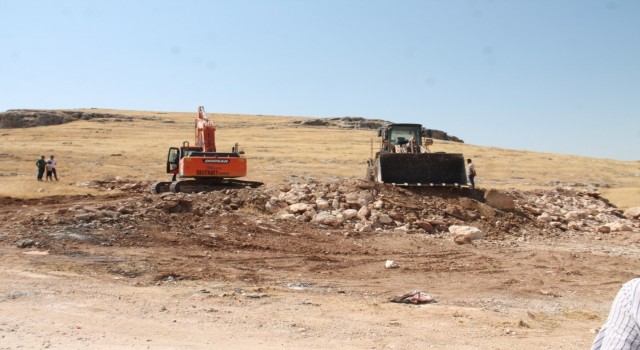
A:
292 117 464 142
262 181 639 242
511 188 639 233
0 109 167 128
292 117 390 130
17 179 640 248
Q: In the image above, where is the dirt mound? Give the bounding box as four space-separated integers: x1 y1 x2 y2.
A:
3 179 636 283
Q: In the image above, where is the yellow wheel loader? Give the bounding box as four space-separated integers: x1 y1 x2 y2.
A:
366 123 468 186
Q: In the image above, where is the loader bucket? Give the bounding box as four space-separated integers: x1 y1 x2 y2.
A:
376 152 468 186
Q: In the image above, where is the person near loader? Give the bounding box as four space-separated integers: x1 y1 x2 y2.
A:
35 155 46 181
467 159 476 189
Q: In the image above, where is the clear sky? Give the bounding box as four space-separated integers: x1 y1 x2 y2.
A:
1 1 638 160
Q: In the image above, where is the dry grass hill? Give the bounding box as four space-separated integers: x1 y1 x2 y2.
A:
0 108 638 207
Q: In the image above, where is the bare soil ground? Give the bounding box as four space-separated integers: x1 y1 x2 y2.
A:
0 109 639 349
1 181 639 349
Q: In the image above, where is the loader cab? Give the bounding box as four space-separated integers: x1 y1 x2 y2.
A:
380 124 423 152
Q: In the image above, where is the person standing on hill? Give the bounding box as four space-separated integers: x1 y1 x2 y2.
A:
35 155 46 181
467 159 476 189
49 155 58 181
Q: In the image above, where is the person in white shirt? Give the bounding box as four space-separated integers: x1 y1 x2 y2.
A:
592 278 640 349
49 155 58 181
466 159 476 189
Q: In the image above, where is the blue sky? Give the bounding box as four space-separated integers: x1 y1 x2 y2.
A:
1 1 638 160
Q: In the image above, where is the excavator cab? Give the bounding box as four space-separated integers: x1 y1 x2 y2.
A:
165 143 206 175
166 147 180 173
368 123 468 186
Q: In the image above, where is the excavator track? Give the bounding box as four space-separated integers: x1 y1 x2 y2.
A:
151 181 173 194
151 179 263 194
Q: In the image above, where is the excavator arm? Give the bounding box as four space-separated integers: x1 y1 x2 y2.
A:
195 106 216 152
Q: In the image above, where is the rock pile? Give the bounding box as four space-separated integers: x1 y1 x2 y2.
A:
0 109 167 128
16 179 639 249
265 181 383 232
292 117 464 142
261 180 638 240
293 117 389 130
509 187 636 234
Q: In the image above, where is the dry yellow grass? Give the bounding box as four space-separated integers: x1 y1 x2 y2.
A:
1 108 638 209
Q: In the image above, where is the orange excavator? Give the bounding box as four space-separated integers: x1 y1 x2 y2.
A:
151 106 262 194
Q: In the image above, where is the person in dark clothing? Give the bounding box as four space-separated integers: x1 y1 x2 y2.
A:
36 156 46 181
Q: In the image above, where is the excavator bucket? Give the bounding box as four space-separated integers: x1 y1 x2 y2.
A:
375 152 468 186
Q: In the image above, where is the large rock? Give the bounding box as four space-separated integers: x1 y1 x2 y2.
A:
315 199 330 211
449 225 484 244
444 204 472 221
394 225 409 234
344 191 375 207
537 212 553 222
342 209 358 220
279 192 300 205
605 222 633 232
265 198 287 214
567 221 582 231
415 220 434 233
355 222 373 232
357 206 370 221
624 207 640 219
484 189 515 211
276 212 296 220
288 203 310 214
312 212 341 227
565 210 588 220
378 214 394 225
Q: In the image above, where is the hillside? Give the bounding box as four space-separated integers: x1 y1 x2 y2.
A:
0 108 638 208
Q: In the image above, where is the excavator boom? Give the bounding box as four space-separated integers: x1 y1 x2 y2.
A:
195 106 216 152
